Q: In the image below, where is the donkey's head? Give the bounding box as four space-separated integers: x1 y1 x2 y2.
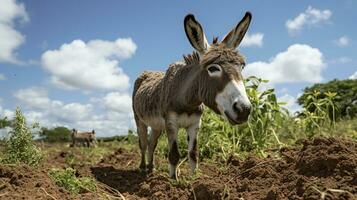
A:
184 12 252 125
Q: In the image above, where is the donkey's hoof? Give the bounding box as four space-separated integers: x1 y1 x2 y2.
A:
139 164 147 171
169 174 177 180
147 165 155 173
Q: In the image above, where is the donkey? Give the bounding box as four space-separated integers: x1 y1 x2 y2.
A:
71 129 96 147
132 12 252 179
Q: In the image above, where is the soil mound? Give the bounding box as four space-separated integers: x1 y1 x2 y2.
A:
0 137 355 199
0 165 73 200
217 137 357 200
93 137 356 199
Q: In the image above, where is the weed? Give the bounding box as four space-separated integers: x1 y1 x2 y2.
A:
298 91 339 138
199 76 288 159
49 167 96 194
1 107 43 166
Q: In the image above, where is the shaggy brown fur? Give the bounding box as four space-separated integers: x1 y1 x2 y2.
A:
132 12 252 179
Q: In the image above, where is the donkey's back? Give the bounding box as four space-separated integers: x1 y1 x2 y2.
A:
132 71 165 123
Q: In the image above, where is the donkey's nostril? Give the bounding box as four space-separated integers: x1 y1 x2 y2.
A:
233 102 251 121
233 102 241 113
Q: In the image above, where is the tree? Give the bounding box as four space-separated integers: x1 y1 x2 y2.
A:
0 117 11 129
298 79 357 119
39 126 72 142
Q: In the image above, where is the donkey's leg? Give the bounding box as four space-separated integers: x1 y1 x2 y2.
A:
187 122 200 173
166 118 179 179
147 129 161 173
137 122 148 170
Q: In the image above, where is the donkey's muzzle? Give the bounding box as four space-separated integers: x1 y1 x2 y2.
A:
233 102 251 122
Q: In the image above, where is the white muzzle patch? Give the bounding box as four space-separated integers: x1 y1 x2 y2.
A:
215 80 251 123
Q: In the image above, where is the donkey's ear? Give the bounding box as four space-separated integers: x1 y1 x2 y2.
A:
184 14 210 54
222 12 252 49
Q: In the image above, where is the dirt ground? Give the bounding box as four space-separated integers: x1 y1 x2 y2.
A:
0 137 356 200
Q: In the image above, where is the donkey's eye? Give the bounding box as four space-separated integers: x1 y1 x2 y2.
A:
240 62 246 70
207 64 222 77
208 65 221 73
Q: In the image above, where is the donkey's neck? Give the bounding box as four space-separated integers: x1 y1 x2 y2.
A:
175 63 202 110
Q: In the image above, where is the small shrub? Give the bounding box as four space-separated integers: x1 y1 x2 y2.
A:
297 91 339 138
0 116 11 129
49 167 96 194
1 108 43 166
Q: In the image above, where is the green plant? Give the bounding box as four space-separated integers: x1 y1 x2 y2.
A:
49 167 96 194
1 107 43 166
242 76 288 152
0 117 11 129
199 76 288 159
39 126 72 143
297 90 339 138
298 78 357 119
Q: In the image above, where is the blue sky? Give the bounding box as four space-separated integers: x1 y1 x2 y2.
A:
0 0 356 136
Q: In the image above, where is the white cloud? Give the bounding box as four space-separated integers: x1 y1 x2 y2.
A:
286 6 332 35
0 74 6 80
0 0 29 64
278 94 301 114
102 92 132 113
241 33 264 47
41 38 137 91
334 36 350 47
14 87 52 109
349 71 357 79
243 44 326 83
12 87 134 137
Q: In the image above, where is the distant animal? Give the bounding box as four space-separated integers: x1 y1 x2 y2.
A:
71 129 96 147
132 12 252 179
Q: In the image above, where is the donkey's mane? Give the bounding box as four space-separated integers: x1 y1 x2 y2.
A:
183 51 200 65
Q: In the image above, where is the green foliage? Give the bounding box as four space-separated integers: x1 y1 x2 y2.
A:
49 167 96 194
39 126 72 142
297 91 339 138
97 130 138 144
199 76 288 158
0 117 11 129
241 77 288 151
1 108 43 166
298 79 357 119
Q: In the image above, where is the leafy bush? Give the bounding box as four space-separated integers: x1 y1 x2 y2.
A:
297 91 339 138
199 76 288 158
1 108 43 166
39 126 72 143
0 117 11 129
298 79 357 119
49 167 96 194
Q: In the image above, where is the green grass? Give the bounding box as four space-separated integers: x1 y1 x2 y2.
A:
49 167 96 194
